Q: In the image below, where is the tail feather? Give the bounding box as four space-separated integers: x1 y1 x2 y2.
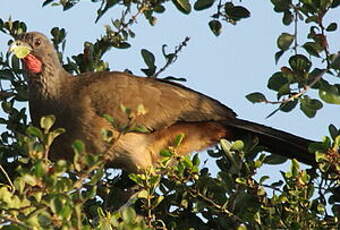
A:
224 118 316 166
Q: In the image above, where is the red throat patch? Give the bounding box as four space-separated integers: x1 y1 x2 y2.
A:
23 54 42 74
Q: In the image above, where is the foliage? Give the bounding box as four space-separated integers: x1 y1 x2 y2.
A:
0 0 339 229
0 117 338 229
245 0 340 118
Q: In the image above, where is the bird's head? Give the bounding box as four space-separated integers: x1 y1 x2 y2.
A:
9 32 59 75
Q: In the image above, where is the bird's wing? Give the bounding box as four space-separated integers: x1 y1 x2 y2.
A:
76 71 237 131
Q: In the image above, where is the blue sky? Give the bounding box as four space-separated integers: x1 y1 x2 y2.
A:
0 1 339 174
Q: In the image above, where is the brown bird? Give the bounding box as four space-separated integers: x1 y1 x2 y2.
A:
9 32 315 172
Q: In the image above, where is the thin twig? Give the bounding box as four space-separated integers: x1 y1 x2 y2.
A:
116 1 149 36
72 160 104 190
0 164 15 192
0 216 30 228
318 15 331 68
264 68 328 105
188 187 242 222
262 183 283 193
292 3 299 55
154 37 190 78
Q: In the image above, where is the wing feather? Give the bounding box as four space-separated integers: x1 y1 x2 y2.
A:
76 71 236 131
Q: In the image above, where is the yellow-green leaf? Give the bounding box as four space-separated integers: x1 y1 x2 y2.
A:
40 115 56 132
11 45 31 59
172 0 192 14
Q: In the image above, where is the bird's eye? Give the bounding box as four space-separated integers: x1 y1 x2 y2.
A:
34 39 41 47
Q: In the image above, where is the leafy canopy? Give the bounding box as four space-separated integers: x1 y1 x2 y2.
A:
0 0 339 229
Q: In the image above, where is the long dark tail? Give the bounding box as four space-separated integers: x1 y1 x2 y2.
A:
224 118 316 166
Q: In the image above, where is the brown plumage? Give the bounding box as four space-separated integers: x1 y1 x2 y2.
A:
9 32 316 172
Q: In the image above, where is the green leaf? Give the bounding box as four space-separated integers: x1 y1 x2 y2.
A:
137 104 147 116
220 139 232 152
290 159 300 177
277 33 294 50
267 72 288 91
264 154 287 164
317 203 325 213
299 96 323 118
315 152 327 163
329 124 339 140
235 177 247 185
192 153 200 166
60 204 72 219
11 55 20 71
326 22 337 32
331 0 340 8
22 174 39 186
289 54 312 72
42 0 54 7
277 83 291 98
275 50 284 64
319 84 340 104
160 149 172 157
194 0 214 11
209 20 222 36
137 189 149 199
141 66 156 77
174 133 185 147
259 175 270 184
130 125 150 133
72 140 85 154
121 207 136 222
271 180 283 187
207 149 222 158
128 174 144 186
0 187 13 204
279 100 298 112
0 69 15 80
26 126 43 139
330 53 340 69
47 128 65 146
334 136 340 149
33 160 46 177
246 92 266 103
102 114 114 123
220 139 239 171
231 140 244 151
152 195 164 208
172 0 192 14
309 137 331 153
88 169 104 186
141 49 155 68
271 0 290 12
154 5 166 13
226 6 251 19
1 101 12 113
120 104 131 115
163 76 187 82
51 197 63 215
14 177 25 193
305 15 319 23
40 115 56 132
114 42 131 49
300 103 316 118
282 10 293 25
237 225 248 230
303 42 322 57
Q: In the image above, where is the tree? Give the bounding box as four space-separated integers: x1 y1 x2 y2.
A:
0 0 339 229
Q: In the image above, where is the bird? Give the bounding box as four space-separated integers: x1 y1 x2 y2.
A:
9 32 316 172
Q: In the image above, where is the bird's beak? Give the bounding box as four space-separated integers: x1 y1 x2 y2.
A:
8 41 32 59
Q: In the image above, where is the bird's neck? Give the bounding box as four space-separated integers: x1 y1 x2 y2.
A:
28 58 71 101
